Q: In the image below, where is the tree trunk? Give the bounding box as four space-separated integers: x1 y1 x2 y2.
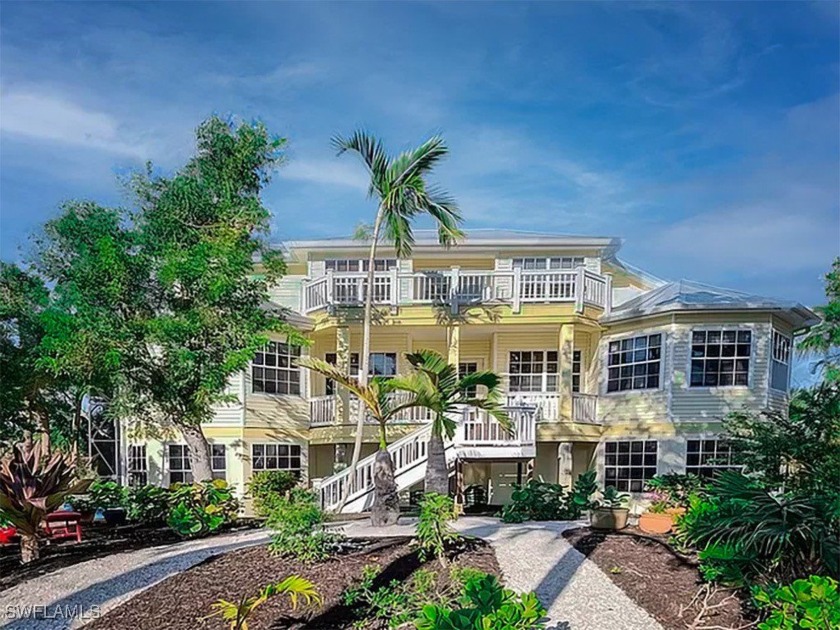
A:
71 394 83 459
36 410 51 455
179 423 213 482
371 448 400 526
338 206 385 512
20 534 39 564
425 430 450 496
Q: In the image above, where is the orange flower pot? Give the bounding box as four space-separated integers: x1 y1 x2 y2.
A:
638 512 675 534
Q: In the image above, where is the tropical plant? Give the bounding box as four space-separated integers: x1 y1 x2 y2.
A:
645 473 705 509
416 493 460 566
798 257 840 383
753 575 840 630
297 356 424 525
500 472 599 523
126 485 170 524
415 574 546 629
593 486 629 510
331 130 463 510
86 479 128 509
395 349 509 495
0 444 91 562
266 487 342 562
166 479 239 538
246 470 298 517
207 575 321 630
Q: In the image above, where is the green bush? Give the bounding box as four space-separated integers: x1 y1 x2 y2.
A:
753 576 840 629
266 488 341 563
247 470 298 517
500 471 597 523
416 493 459 565
645 473 704 509
87 479 128 509
126 485 170 524
415 574 546 629
167 479 240 538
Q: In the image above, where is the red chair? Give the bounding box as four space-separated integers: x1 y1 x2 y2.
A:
43 511 83 543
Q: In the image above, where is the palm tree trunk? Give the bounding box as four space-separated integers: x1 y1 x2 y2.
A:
179 422 213 482
337 206 384 512
425 424 450 496
20 534 39 564
371 448 399 526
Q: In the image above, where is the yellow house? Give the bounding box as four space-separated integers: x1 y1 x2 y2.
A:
122 229 819 513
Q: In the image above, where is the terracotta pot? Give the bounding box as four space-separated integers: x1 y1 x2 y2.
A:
639 511 675 534
590 507 629 530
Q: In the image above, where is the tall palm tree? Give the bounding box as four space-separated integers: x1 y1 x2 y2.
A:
298 357 423 525
331 131 463 509
393 349 511 495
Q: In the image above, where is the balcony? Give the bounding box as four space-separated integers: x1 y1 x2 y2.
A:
302 267 611 314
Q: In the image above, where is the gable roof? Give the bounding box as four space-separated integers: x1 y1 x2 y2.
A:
603 279 820 329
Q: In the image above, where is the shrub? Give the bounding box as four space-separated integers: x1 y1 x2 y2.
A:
87 479 128 509
416 493 459 565
645 473 704 509
753 576 840 630
246 470 298 517
415 574 546 629
592 486 629 510
126 485 170 524
266 488 341 563
500 472 597 524
167 479 240 538
208 575 320 630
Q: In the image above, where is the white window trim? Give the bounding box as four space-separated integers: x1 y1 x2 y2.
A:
251 341 305 398
512 256 585 270
685 438 743 477
507 349 560 393
250 442 303 474
602 438 659 493
127 444 148 486
166 443 227 485
602 332 664 396
685 325 754 391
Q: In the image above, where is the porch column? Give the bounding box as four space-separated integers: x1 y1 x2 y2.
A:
336 326 351 424
558 324 574 420
558 442 573 487
447 324 460 367
454 458 465 513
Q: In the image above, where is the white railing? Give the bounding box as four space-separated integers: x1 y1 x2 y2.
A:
572 393 598 423
308 393 436 427
309 395 336 426
303 267 610 313
505 391 561 421
457 406 536 446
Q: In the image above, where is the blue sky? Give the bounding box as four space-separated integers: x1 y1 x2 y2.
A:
1 1 838 322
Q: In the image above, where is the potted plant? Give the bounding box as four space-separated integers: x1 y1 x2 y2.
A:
590 486 630 530
638 474 703 534
638 491 676 534
88 479 128 526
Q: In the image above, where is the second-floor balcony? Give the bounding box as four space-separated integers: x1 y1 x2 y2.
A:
302 267 611 314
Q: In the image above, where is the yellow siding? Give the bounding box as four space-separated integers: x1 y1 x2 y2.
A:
412 256 494 271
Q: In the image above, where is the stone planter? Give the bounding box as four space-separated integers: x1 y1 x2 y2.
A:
590 507 629 530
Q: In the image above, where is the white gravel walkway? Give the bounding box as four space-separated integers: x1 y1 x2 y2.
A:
0 529 269 630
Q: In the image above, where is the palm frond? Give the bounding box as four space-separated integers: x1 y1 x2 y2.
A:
331 130 389 198
387 135 449 186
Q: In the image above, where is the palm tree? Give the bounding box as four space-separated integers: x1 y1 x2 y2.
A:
331 131 463 509
298 356 423 525
393 349 511 495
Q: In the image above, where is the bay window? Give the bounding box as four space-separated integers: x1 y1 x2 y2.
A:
690 329 751 387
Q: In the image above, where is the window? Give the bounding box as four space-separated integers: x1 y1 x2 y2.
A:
252 443 302 476
686 440 740 478
606 334 661 392
369 352 397 378
168 444 226 484
770 330 791 391
127 445 147 487
459 361 479 397
324 352 360 395
690 330 751 387
604 440 658 492
513 257 585 270
572 350 582 393
325 259 397 272
252 342 301 395
508 351 558 392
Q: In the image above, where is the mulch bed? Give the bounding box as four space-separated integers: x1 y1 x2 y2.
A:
563 527 752 630
87 536 501 630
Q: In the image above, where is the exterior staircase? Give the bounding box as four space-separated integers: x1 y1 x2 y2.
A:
314 406 536 513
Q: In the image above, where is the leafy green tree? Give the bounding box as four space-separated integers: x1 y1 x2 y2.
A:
799 257 840 382
394 349 509 495
331 131 463 508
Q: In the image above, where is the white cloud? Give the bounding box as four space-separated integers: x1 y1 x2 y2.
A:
0 87 148 158
278 158 369 191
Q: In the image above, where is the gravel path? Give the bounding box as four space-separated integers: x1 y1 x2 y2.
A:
340 516 663 630
0 529 269 630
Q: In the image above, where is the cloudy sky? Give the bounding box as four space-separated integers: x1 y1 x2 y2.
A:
1 1 838 311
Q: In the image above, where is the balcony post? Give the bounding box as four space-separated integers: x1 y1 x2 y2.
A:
447 323 460 367
558 324 574 421
512 266 522 313
389 267 399 307
336 327 351 424
574 267 585 313
604 273 613 315
325 269 334 304
449 266 460 314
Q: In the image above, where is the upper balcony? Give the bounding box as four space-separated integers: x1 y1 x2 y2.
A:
302 266 612 315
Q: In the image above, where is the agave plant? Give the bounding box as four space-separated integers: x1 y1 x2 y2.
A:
207 575 321 630
0 443 91 563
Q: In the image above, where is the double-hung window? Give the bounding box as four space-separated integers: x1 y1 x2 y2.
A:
606 334 661 392
690 330 751 387
252 443 302 476
127 445 148 487
770 330 791 391
572 350 582 393
508 351 558 392
168 444 226 485
252 342 301 395
604 440 658 492
324 352 360 395
369 352 397 378
686 440 740 478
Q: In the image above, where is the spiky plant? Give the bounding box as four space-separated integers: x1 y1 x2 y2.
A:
0 443 91 562
207 575 321 630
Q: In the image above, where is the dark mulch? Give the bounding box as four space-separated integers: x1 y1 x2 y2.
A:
87 537 501 630
0 520 261 592
563 527 752 630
